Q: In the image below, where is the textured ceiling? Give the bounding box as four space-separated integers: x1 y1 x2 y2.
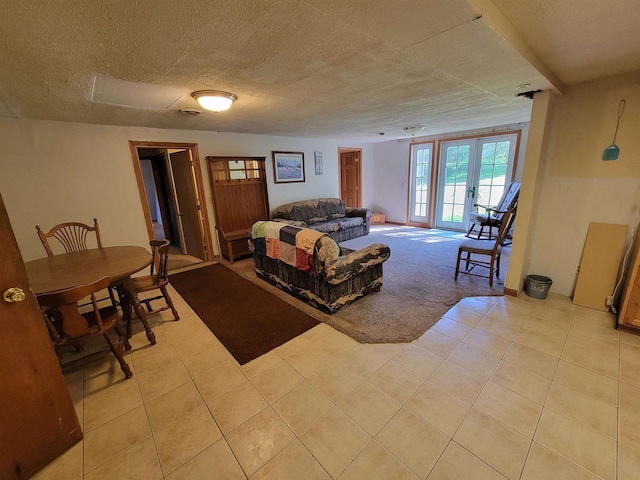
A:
490 0 640 85
0 0 634 141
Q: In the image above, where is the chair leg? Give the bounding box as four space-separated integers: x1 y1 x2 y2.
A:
133 304 156 345
161 286 180 321
115 324 131 351
496 252 502 279
455 248 462 280
466 223 476 238
465 251 471 271
489 257 495 287
143 299 153 313
126 304 134 340
103 331 133 379
108 287 119 307
476 225 484 239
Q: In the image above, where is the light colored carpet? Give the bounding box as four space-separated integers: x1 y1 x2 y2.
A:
227 225 510 343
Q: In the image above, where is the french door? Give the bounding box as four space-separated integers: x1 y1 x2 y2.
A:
435 133 518 231
409 142 434 224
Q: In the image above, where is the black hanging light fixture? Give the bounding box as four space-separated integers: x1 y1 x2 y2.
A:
602 99 626 161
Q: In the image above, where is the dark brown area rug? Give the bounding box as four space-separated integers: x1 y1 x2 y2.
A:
169 263 319 364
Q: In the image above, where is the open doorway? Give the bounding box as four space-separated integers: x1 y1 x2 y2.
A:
129 141 214 271
338 147 362 207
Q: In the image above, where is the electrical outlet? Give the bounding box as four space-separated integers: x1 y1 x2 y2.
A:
606 296 614 306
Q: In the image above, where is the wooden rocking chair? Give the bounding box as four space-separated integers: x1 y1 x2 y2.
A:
466 182 520 240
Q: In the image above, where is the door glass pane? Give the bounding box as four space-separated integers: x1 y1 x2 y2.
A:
441 145 469 223
477 140 510 207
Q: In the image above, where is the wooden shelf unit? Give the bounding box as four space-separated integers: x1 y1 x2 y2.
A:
206 156 269 263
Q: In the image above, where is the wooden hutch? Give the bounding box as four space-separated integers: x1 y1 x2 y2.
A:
206 156 269 263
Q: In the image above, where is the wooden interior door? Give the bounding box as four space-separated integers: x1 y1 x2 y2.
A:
169 150 206 259
339 150 361 207
0 193 82 480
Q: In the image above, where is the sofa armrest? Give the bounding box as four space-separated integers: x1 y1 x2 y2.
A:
324 243 390 285
345 207 372 220
271 218 308 228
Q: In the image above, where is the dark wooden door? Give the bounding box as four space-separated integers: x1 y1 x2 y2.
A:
340 150 361 207
170 150 206 259
0 193 82 480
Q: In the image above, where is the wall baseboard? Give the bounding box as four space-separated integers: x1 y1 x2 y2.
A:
504 287 519 297
384 221 406 226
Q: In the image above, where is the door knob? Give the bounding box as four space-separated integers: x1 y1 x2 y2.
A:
3 287 26 303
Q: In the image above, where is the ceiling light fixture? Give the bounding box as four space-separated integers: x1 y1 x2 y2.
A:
191 90 237 112
403 126 425 136
515 83 531 90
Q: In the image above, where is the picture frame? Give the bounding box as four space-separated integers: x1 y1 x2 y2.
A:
314 151 323 175
272 151 305 183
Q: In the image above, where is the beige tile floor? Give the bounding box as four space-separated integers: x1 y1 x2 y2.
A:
33 288 640 480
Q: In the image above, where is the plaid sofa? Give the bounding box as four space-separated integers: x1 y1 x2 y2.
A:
250 220 390 313
271 198 372 243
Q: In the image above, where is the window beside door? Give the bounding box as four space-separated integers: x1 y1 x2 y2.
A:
408 142 434 225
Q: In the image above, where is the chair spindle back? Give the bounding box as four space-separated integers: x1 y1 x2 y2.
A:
36 218 103 256
149 239 170 284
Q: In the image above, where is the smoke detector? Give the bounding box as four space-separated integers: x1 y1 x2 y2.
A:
179 109 202 116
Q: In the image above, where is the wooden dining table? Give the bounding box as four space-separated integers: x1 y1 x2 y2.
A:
25 246 156 345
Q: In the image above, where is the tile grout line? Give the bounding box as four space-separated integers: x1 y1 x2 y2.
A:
516 302 574 479
442 303 526 479
519 302 618 480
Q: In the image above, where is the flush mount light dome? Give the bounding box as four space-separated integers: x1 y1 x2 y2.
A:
403 126 425 136
191 90 237 112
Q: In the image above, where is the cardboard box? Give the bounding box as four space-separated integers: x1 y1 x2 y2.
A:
371 213 385 224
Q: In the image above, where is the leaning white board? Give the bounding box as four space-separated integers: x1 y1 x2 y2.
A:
573 222 628 311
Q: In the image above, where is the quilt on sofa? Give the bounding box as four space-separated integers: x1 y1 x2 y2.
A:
251 221 326 272
250 220 390 313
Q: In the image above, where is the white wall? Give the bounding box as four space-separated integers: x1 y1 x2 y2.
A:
527 71 640 296
0 118 372 261
371 124 530 223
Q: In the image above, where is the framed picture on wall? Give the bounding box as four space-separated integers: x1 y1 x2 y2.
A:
272 151 305 183
314 151 323 175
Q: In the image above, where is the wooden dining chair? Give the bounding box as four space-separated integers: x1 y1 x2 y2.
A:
127 240 179 335
36 218 103 256
36 218 120 308
455 200 517 287
37 276 132 379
